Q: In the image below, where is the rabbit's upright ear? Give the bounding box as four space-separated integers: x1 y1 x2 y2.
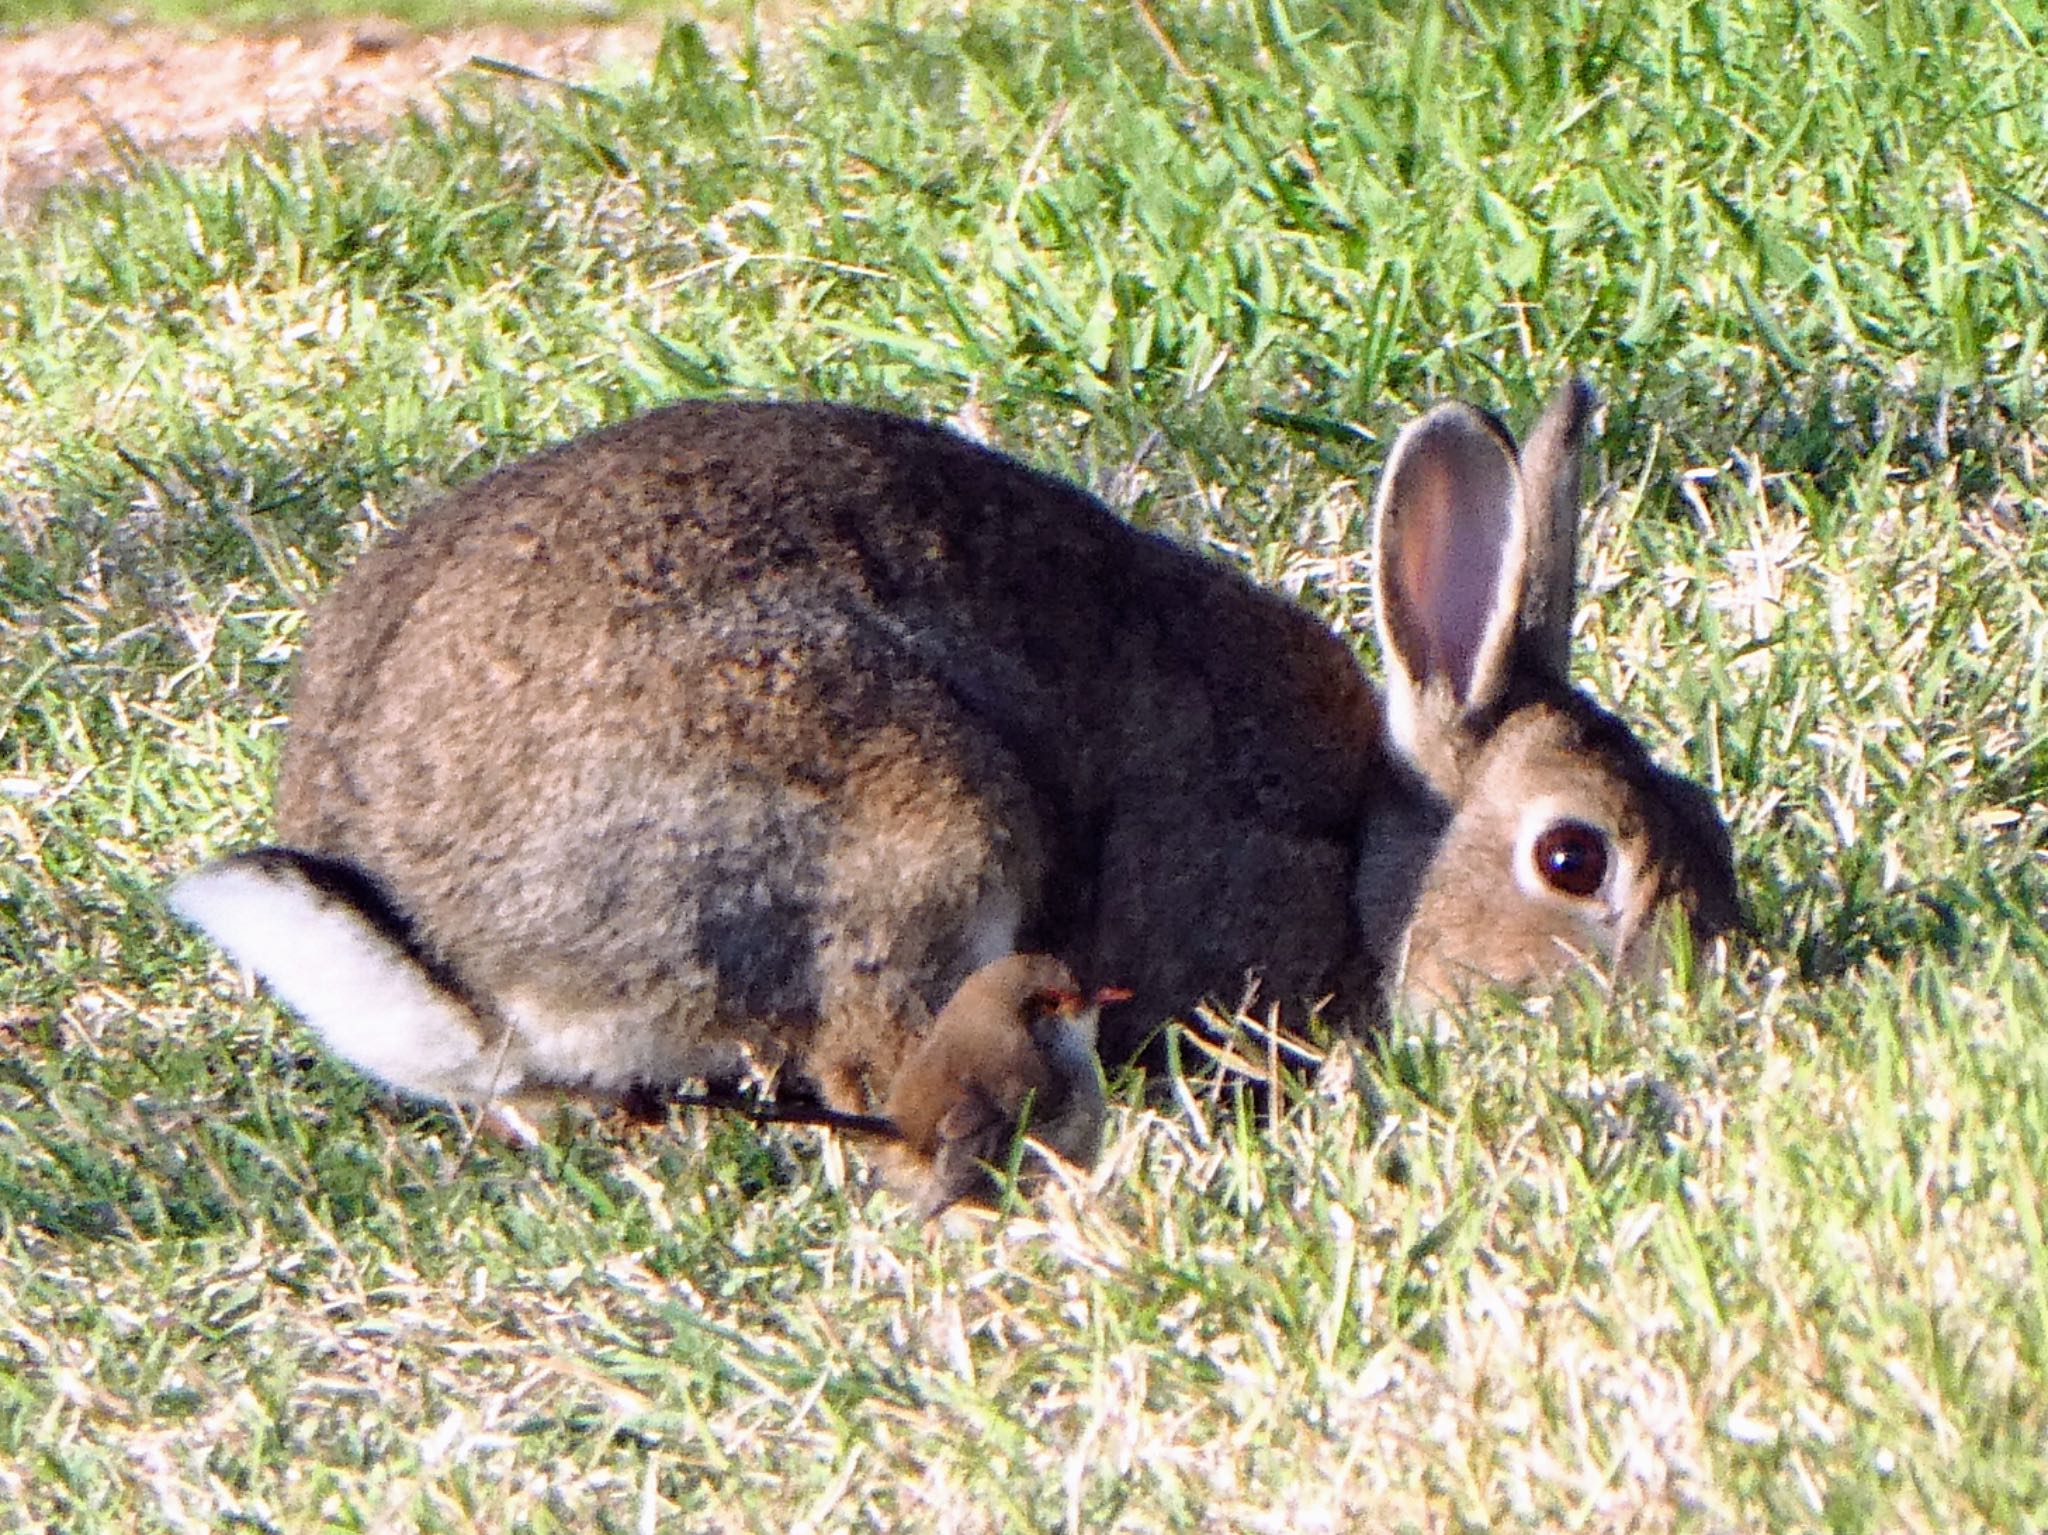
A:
1372 399 1528 757
1510 378 1596 683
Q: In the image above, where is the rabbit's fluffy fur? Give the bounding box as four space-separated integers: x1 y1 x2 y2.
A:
172 381 1739 1198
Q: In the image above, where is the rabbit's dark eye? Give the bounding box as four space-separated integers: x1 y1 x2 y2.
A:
1531 820 1610 900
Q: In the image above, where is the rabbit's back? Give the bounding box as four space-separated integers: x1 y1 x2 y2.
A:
276 402 1381 1093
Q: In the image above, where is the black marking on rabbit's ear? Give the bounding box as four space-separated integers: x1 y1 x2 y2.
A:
1512 379 1596 682
1372 400 1527 755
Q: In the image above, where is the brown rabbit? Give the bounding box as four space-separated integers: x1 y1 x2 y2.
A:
170 380 1739 1201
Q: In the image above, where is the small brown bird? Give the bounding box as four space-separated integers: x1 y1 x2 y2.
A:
883 954 1128 1217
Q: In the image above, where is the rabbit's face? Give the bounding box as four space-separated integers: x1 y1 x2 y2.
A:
1365 380 1741 1014
1393 694 1742 1008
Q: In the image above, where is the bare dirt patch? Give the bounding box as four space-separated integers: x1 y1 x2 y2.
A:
0 18 663 215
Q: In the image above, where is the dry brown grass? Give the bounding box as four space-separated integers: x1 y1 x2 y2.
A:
0 18 662 213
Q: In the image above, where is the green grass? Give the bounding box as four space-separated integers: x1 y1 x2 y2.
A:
3 0 2046 1528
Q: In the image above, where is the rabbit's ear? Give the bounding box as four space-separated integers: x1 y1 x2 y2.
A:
1373 401 1527 756
1511 379 1596 682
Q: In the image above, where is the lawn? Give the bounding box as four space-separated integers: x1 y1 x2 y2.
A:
2 0 2046 1529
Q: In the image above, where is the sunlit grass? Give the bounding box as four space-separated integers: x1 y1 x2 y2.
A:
2 0 2045 1529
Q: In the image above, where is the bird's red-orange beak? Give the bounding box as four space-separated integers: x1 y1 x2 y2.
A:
1044 985 1132 1014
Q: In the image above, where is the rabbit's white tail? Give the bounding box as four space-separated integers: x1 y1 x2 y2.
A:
169 851 503 1103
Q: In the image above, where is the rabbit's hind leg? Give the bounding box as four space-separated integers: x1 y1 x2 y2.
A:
801 744 1045 1118
806 879 1031 1117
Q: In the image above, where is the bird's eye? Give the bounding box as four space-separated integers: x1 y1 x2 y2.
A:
1026 988 1075 1021
1530 819 1611 900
